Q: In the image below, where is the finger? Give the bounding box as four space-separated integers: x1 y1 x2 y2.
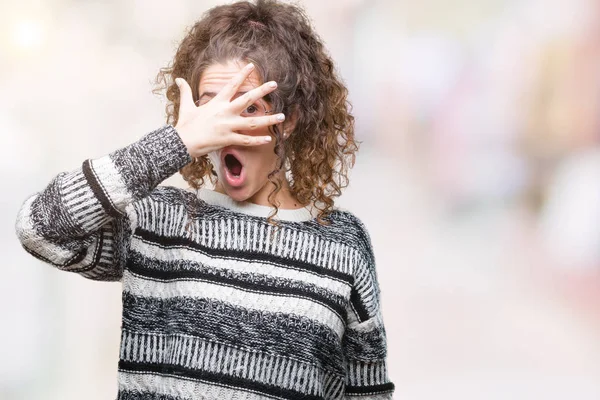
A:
229 113 285 131
215 63 256 101
229 81 278 114
227 133 273 147
175 78 194 114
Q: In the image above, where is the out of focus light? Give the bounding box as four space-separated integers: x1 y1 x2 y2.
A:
11 19 45 50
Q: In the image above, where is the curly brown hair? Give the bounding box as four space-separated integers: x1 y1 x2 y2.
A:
154 0 357 224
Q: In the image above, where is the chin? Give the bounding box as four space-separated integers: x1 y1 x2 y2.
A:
220 182 254 202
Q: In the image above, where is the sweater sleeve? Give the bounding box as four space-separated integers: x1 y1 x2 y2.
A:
343 220 395 399
15 125 191 281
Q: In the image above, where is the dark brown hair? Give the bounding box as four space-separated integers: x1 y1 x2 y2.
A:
154 0 357 224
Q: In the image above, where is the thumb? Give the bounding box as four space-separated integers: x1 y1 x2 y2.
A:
175 77 194 115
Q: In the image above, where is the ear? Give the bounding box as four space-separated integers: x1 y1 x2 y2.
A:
282 106 298 138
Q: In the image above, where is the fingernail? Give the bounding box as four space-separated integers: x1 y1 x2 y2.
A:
175 78 181 86
264 136 272 142
246 63 255 70
269 81 277 88
276 114 285 122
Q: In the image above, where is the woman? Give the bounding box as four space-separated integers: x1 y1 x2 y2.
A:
15 0 395 399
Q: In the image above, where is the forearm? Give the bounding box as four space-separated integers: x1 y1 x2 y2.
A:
16 124 191 267
79 124 191 219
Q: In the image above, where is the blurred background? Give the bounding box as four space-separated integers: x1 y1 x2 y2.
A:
2 0 600 399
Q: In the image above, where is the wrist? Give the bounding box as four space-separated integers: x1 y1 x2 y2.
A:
174 123 203 159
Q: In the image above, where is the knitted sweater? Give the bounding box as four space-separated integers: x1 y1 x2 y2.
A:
15 125 395 400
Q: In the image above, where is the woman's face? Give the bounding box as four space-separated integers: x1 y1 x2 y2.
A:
198 60 284 204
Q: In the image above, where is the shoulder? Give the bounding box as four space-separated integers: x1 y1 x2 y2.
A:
327 208 374 259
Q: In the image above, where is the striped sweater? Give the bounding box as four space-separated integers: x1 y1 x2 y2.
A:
15 125 395 400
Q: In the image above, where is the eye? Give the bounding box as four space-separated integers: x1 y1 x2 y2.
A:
244 104 258 115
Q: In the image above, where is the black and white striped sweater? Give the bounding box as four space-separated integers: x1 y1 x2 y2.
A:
15 125 395 400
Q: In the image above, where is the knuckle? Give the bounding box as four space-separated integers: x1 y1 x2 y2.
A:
248 118 258 130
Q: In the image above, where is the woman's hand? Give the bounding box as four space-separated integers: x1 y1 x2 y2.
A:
174 63 285 158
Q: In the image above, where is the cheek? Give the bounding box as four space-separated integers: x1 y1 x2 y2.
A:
248 144 278 175
208 150 221 171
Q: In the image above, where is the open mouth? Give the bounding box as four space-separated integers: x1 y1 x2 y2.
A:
224 154 242 177
222 150 246 188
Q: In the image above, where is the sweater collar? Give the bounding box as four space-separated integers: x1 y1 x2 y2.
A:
196 188 318 222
